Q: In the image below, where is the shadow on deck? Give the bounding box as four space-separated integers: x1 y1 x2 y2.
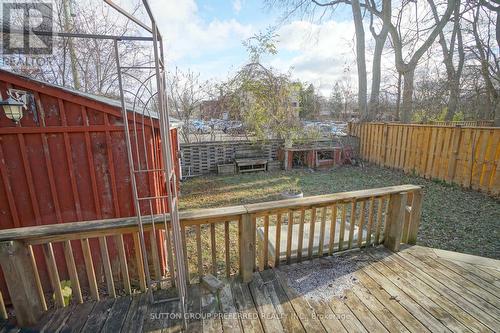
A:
2 245 499 333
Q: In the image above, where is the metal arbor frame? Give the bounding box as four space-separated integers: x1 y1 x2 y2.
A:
13 0 188 311
108 0 188 310
111 0 188 310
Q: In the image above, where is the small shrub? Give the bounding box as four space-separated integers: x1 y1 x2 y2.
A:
53 280 73 306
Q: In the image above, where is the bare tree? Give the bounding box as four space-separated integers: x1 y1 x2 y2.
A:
266 0 369 120
367 0 390 116
430 0 465 121
167 68 208 143
351 0 368 120
466 1 499 125
11 0 148 97
384 0 457 122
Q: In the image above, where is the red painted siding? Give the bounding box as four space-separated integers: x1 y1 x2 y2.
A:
0 70 179 303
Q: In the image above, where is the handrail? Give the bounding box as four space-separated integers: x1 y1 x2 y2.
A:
0 184 423 326
0 185 421 242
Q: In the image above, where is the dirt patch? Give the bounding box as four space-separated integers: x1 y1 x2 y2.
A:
276 251 373 302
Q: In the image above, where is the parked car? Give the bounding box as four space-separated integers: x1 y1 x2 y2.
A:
189 120 210 133
226 121 245 134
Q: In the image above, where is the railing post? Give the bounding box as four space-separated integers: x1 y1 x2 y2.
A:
407 189 423 245
0 241 44 326
384 192 407 252
239 213 255 283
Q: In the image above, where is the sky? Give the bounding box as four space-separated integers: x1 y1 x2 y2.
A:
147 0 360 96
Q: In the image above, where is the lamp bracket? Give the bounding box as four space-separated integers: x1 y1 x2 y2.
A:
7 89 28 109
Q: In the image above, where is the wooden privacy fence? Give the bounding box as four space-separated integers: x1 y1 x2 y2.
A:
349 122 500 196
0 185 422 325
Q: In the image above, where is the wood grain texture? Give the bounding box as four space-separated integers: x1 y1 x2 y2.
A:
7 245 500 333
350 122 500 195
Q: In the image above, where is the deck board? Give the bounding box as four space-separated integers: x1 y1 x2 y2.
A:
81 298 116 333
12 245 500 333
343 290 387 333
328 297 367 333
41 305 73 333
274 270 326 333
476 265 500 279
259 269 304 332
58 300 95 333
391 250 500 331
443 259 500 288
200 290 223 333
369 259 470 332
230 280 263 333
355 270 430 333
431 256 500 298
398 251 500 319
350 283 409 333
371 250 492 332
248 272 284 332
218 282 243 333
362 263 451 332
184 285 203 333
100 295 132 332
308 299 347 333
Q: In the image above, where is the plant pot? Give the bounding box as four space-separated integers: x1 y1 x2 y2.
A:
281 191 303 199
217 163 235 175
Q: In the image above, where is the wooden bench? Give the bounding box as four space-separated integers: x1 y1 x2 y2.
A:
234 146 268 173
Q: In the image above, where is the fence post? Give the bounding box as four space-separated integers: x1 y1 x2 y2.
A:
0 241 44 326
407 189 423 244
239 213 255 282
384 192 407 252
284 150 289 171
446 125 462 183
381 123 389 167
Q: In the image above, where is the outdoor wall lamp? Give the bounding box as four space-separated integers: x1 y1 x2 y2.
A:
0 97 25 123
0 94 25 123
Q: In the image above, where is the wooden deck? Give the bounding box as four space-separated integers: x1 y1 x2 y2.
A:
2 245 499 333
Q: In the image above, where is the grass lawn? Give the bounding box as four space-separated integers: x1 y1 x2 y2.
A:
180 164 499 260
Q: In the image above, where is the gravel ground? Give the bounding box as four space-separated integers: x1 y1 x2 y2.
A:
276 251 373 301
180 164 500 259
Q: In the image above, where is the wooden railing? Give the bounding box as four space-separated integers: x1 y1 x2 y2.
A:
0 185 422 326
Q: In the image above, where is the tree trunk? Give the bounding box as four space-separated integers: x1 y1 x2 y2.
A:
63 0 80 90
369 33 387 118
369 0 391 119
386 0 455 123
431 0 463 122
445 78 460 121
401 68 415 123
351 0 368 121
395 72 402 121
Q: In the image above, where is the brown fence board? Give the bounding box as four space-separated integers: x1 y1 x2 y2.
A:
349 123 500 196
